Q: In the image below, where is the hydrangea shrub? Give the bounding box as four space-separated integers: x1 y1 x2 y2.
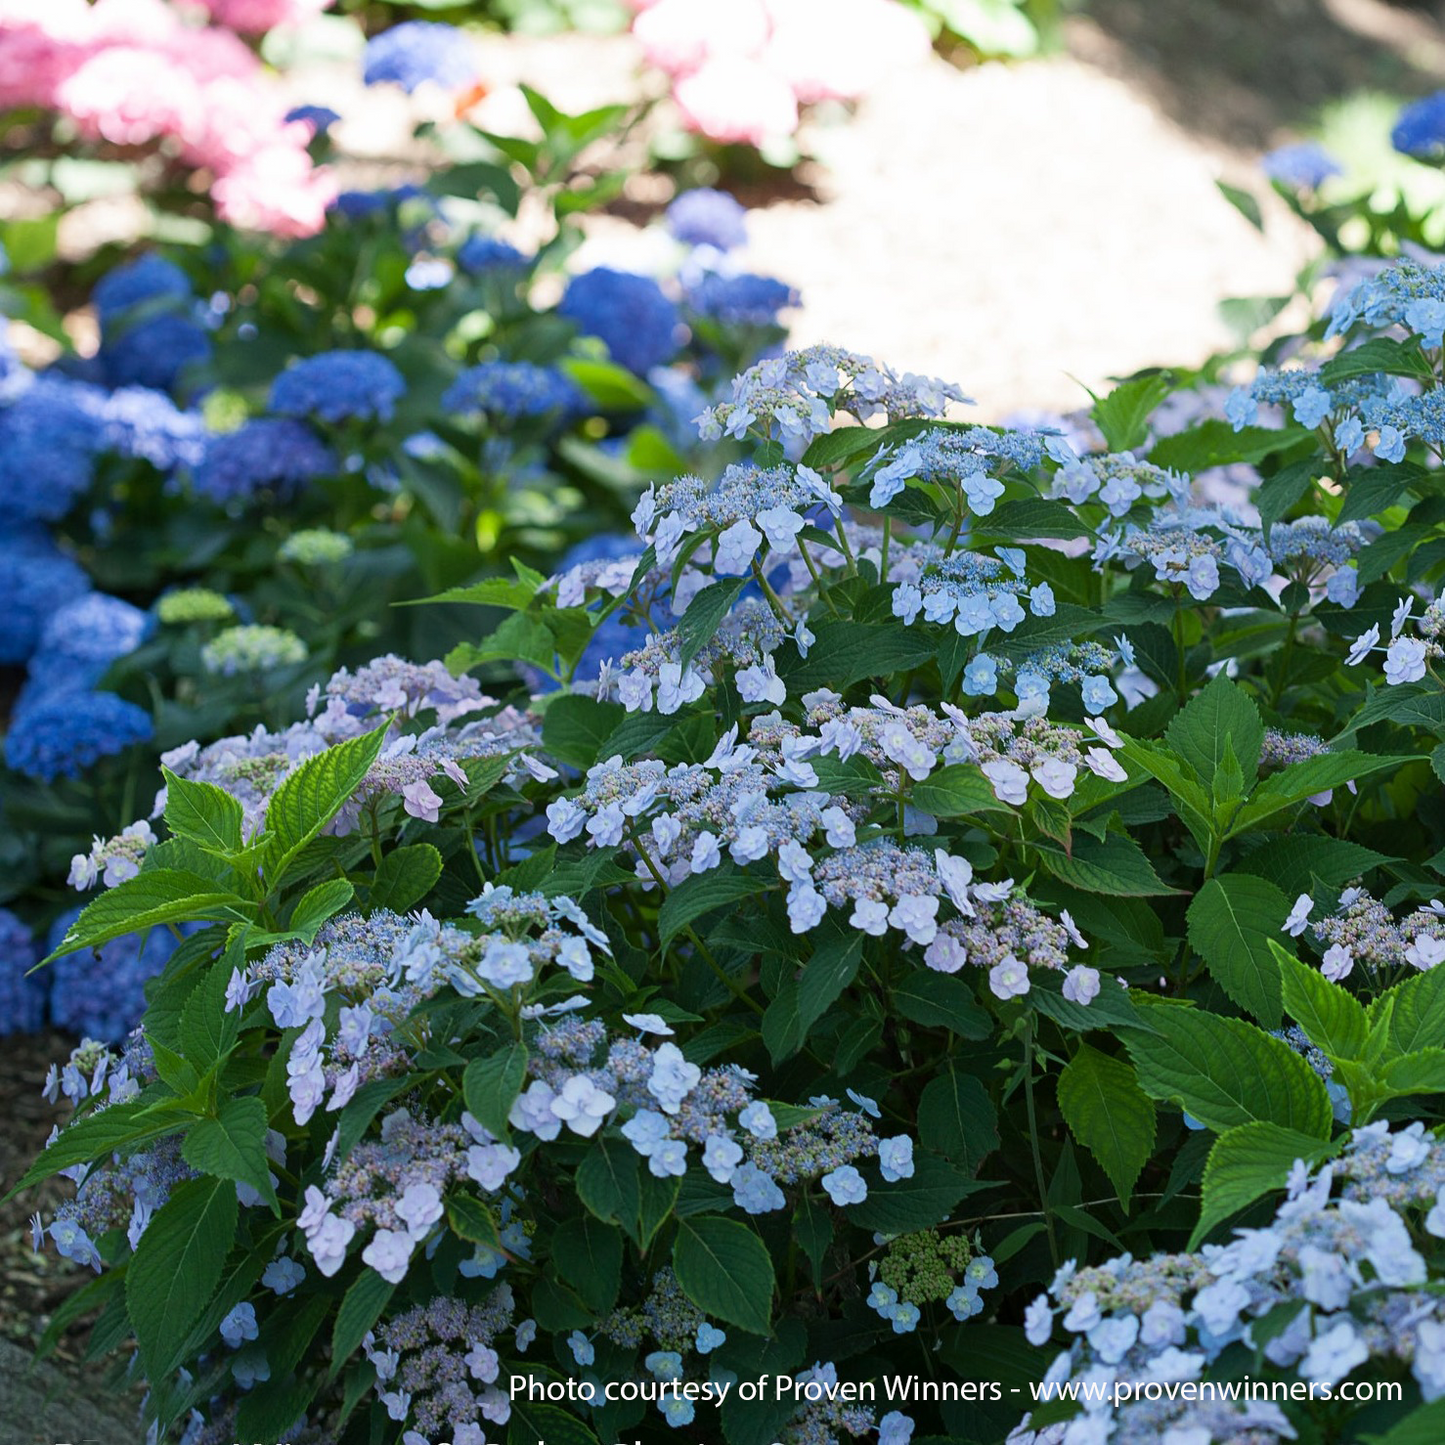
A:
18 261 1445 1445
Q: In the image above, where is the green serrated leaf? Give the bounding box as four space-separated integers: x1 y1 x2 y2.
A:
1186 875 1288 1025
463 1043 528 1140
369 844 444 914
1057 1045 1156 1210
181 1096 274 1207
126 1176 238 1379
1125 1008 1333 1138
1192 1122 1338 1248
673 1216 775 1336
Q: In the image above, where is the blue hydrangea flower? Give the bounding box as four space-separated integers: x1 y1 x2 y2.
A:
362 22 477 92
1262 143 1342 190
284 104 340 135
665 188 748 251
46 909 180 1040
192 419 336 503
37 593 152 667
92 254 193 326
4 690 154 781
328 185 429 220
1394 91 1445 158
100 313 212 394
0 908 45 1037
457 235 530 275
559 268 680 376
0 377 105 521
0 532 90 663
269 350 407 424
684 272 798 327
442 361 581 420
95 387 208 470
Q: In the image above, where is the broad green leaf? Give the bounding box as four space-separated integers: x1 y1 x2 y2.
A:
1164 674 1263 787
179 953 240 1070
541 694 625 769
673 1216 775 1336
261 725 389 885
1230 752 1409 834
1116 738 1214 854
1192 1121 1338 1247
849 1153 982 1234
1036 834 1177 896
552 1215 623 1313
328 1270 394 1382
288 878 354 938
1125 1007 1333 1138
447 1195 501 1249
1380 1048 1445 1098
370 844 444 913
1186 875 1289 1025
918 1069 998 1174
181 1096 274 1207
1236 835 1394 895
911 763 1011 817
1320 335 1433 386
1057 1045 1156 1209
781 619 936 691
44 870 252 961
676 578 747 671
892 969 992 1040
126 1176 238 1379
463 1044 528 1141
162 768 243 855
658 864 765 947
1373 965 1445 1055
1149 420 1308 474
561 355 654 409
1091 373 1172 452
1362 1398 1445 1444
577 1138 642 1228
797 930 864 1031
6 1101 187 1197
761 975 804 1064
507 1400 601 1445
1274 941 1368 1059
411 575 541 610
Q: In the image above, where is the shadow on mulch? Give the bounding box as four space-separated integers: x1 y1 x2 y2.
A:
1073 0 1445 148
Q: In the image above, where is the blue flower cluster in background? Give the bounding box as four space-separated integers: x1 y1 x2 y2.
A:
1393 90 1445 158
269 349 408 425
442 360 582 421
0 907 45 1036
192 416 338 504
94 254 212 393
665 188 749 252
0 907 178 1042
362 20 478 93
560 267 682 376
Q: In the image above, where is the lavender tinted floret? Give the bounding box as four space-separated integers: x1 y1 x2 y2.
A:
666 188 748 250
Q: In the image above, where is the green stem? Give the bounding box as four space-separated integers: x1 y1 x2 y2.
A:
1023 1019 1060 1269
797 540 839 616
750 562 791 627
630 831 763 1016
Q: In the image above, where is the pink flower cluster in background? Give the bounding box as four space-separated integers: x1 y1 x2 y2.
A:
630 0 929 145
0 0 336 234
189 0 330 33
